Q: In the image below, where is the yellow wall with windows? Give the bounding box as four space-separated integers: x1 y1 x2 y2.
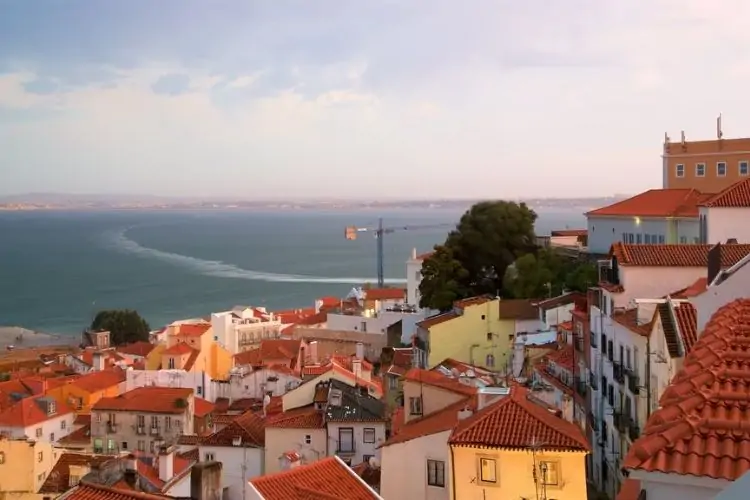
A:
0 438 59 499
451 445 588 500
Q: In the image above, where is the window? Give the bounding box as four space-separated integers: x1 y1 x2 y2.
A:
338 427 354 453
741 161 749 176
696 163 706 177
388 376 398 390
621 232 627 242
35 428 42 437
168 357 175 369
137 415 145 428
138 440 145 452
675 164 684 177
486 354 495 367
107 439 115 452
478 457 497 483
93 438 103 454
61 420 67 430
121 442 128 450
627 233 634 244
717 161 727 177
150 416 158 428
37 451 43 463
409 396 423 416
427 459 446 487
363 428 376 443
658 235 665 244
626 348 632 369
481 315 486 320
165 416 172 430
360 321 367 332
204 452 215 461
644 234 651 244
541 461 560 486
486 331 492 341
305 434 311 444
50 433 55 442
680 236 687 244
149 441 155 453
197 386 202 396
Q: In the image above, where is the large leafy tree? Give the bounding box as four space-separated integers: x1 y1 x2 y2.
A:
504 247 599 299
90 309 150 346
419 201 537 310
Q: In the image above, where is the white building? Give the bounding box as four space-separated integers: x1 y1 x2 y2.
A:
126 369 215 402
698 177 750 245
0 395 76 443
226 365 302 400
406 248 434 309
211 307 283 354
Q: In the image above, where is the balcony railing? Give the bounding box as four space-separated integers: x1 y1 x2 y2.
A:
613 363 625 384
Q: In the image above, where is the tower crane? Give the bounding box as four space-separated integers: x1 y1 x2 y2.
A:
345 218 453 288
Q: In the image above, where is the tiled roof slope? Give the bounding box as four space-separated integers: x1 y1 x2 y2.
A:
449 385 590 451
674 302 698 354
200 410 265 447
58 482 169 500
92 387 192 414
39 453 113 493
364 288 406 301
610 242 750 267
586 189 709 218
266 405 324 429
623 298 750 480
498 299 538 320
233 339 301 368
402 368 477 397
73 369 125 393
700 178 750 207
249 456 381 500
0 394 72 427
382 396 477 446
323 379 386 423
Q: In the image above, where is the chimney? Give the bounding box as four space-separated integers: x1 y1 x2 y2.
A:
308 341 318 364
124 454 138 488
190 461 223 500
352 358 362 380
158 445 175 482
262 393 270 418
355 342 365 360
707 242 722 284
92 351 105 372
457 406 473 420
411 247 417 260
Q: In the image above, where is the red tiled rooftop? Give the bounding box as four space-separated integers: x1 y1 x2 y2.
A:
58 423 91 444
700 177 750 208
449 385 590 452
174 323 211 337
233 339 301 368
71 369 125 393
673 302 698 354
116 341 155 357
415 251 434 260
200 410 265 447
65 481 169 500
364 288 406 301
249 456 380 500
266 405 324 429
416 311 458 329
0 394 72 427
610 242 750 267
670 277 708 299
545 345 575 371
616 479 642 500
162 342 197 356
383 396 477 446
612 308 652 337
93 387 193 414
403 368 477 397
623 298 750 480
587 189 709 218
194 397 215 418
39 453 112 493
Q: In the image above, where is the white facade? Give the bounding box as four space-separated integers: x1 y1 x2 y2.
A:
701 206 750 244
0 411 76 444
691 253 750 333
513 318 543 335
327 421 386 466
126 369 214 401
614 265 709 309
629 470 729 500
227 366 301 400
380 430 451 500
646 301 687 416
211 309 282 354
541 304 575 328
587 215 698 254
198 444 264 500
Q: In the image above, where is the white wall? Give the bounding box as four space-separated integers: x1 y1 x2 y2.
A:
691 257 750 334
634 471 728 500
619 267 708 309
380 431 451 500
0 413 75 443
228 367 301 399
705 207 750 244
163 475 192 498
514 319 542 335
326 313 395 334
406 256 423 307
543 304 574 328
198 445 264 500
126 369 214 401
327 422 386 465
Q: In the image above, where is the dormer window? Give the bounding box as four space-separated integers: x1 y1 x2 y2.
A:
329 389 342 406
47 401 56 415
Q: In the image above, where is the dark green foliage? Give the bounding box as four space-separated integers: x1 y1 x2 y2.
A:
90 309 150 346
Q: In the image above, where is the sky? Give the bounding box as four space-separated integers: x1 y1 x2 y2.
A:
2 1 750 199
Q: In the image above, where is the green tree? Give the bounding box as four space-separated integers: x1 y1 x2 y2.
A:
418 245 471 311
563 260 598 292
418 201 537 310
90 309 150 346
504 247 599 299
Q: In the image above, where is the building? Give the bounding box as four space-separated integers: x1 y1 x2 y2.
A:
90 386 195 455
697 177 750 244
400 368 478 425
691 246 750 332
0 394 75 443
406 249 433 308
125 369 214 401
45 368 125 414
161 322 233 379
662 132 750 193
211 307 284 354
585 189 706 254
622 298 750 499
0 436 60 496
379 347 419 414
38 452 113 497
264 405 326 474
497 299 541 335
232 338 303 374
449 385 590 500
247 455 383 500
416 296 512 370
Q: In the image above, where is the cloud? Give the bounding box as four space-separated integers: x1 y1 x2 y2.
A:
2 1 750 199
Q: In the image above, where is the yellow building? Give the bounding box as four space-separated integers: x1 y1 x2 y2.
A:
0 436 59 499
45 369 124 414
417 296 514 370
161 323 233 379
448 385 590 500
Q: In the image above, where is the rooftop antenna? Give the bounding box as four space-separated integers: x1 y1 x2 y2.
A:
527 435 549 500
717 113 723 140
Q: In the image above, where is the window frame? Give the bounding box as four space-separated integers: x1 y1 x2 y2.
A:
696 163 706 177
717 161 727 177
409 396 423 416
338 427 355 453
740 160 749 176
540 460 561 486
675 164 685 177
477 456 498 485
363 427 376 444
427 459 446 488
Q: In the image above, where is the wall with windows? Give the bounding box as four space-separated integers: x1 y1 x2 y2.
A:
326 421 385 466
402 380 465 424
380 430 452 500
264 427 326 474
587 216 699 254
664 136 750 193
197 444 263 499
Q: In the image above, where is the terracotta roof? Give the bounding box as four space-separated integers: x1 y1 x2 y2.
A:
233 339 301 368
71 369 125 393
161 343 196 356
545 345 575 371
455 295 495 309
266 405 324 429
403 368 477 397
700 177 750 208
0 379 35 410
586 189 708 218
415 251 434 260
610 242 750 267
93 387 193 414
616 479 642 500
670 277 708 298
174 323 211 337
557 320 573 331
612 308 652 337
351 461 381 490
0 394 72 427
200 410 265 447
58 423 91 444
193 397 215 418
61 482 169 500
674 302 698 354
364 288 406 301
448 385 590 451
115 342 155 357
249 456 380 500
383 396 477 446
416 311 458 329
498 299 538 320
623 298 750 480
534 291 586 310
323 379 386 423
39 453 113 493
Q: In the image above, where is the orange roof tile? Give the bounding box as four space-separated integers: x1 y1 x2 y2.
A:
115 341 155 357
174 323 211 337
162 342 196 356
403 368 477 397
449 385 590 451
233 339 301 368
0 394 72 427
416 311 458 329
200 410 265 447
71 369 125 393
700 177 750 208
415 251 434 260
93 387 193 414
616 479 642 500
193 397 215 418
623 298 750 480
611 242 750 267
670 277 708 298
364 288 406 301
265 405 324 429
544 345 575 371
557 320 573 331
498 299 538 320
249 456 380 500
674 302 698 354
383 396 477 446
39 453 112 493
455 295 495 308
586 189 709 218
58 423 91 444
612 308 652 337
64 481 169 500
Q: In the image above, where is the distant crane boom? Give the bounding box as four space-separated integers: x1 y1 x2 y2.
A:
345 218 452 288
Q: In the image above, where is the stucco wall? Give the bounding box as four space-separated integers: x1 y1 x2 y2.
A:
380 431 452 500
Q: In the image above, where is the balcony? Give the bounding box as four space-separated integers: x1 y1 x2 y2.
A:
337 445 355 455
590 332 598 348
613 363 625 384
627 373 640 394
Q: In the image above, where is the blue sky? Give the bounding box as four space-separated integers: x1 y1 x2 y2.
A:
1 1 749 198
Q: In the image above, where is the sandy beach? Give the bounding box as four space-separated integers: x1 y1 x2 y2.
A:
0 326 78 350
